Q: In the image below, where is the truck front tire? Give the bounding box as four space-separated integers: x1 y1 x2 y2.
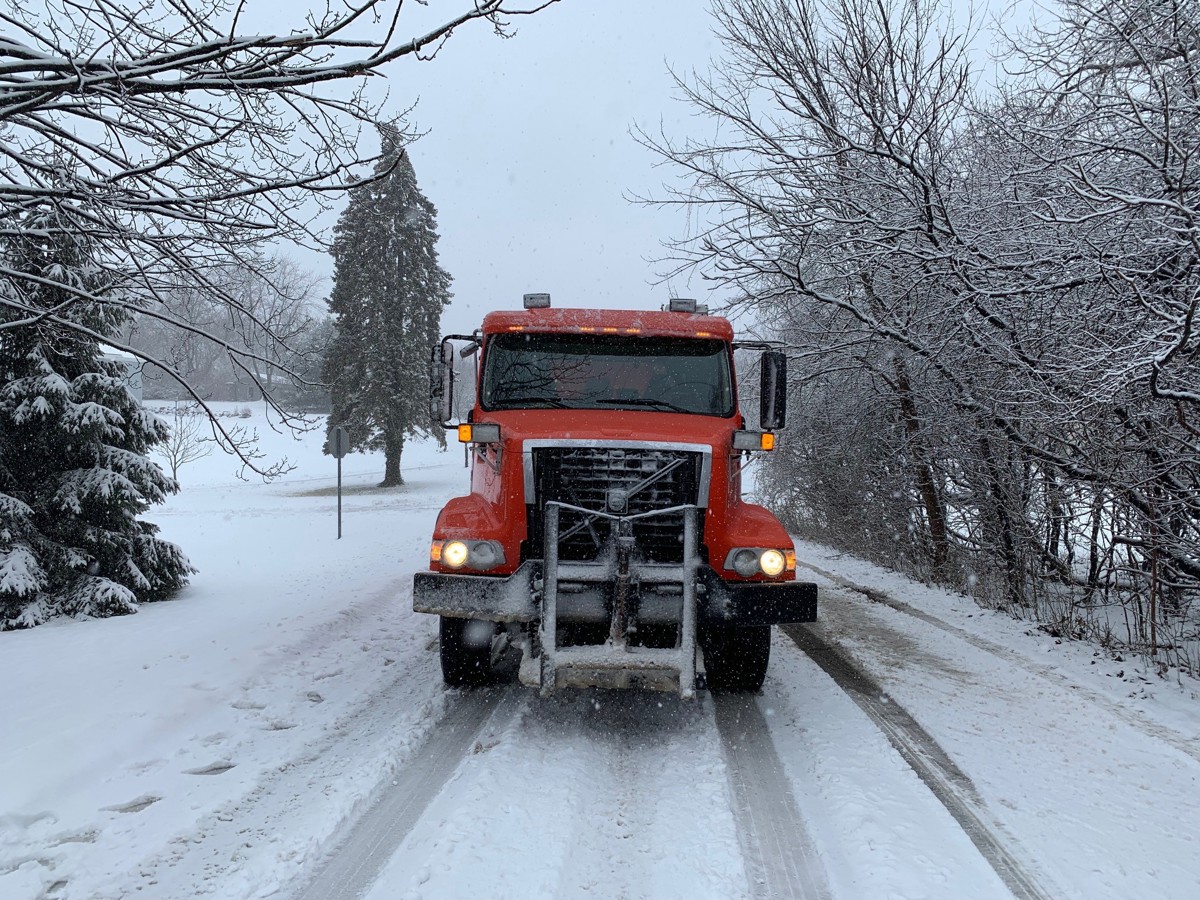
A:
439 616 495 686
701 624 771 692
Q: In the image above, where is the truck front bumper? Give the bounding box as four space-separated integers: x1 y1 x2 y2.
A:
412 561 817 626
699 568 817 625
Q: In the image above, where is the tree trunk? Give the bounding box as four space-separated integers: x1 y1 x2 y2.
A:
893 359 950 576
380 432 405 486
978 434 1024 610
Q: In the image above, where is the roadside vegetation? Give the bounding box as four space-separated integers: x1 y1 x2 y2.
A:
648 0 1200 674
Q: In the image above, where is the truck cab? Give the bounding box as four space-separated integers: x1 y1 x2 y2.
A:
413 296 817 696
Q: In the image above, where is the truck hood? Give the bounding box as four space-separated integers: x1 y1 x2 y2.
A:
480 408 741 450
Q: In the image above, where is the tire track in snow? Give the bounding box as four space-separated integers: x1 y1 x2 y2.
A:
293 687 524 900
782 624 1057 900
713 694 834 900
345 689 747 899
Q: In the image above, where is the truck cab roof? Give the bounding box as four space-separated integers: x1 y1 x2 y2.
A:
481 307 735 342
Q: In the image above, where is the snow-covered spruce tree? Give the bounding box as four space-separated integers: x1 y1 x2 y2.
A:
324 127 451 486
0 210 193 629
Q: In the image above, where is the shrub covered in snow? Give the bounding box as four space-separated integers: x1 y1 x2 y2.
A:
1 211 194 629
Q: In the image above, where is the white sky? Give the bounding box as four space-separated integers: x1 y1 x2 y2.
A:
340 0 727 334
293 0 1006 334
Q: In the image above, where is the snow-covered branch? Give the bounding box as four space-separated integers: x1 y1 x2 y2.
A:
0 0 560 476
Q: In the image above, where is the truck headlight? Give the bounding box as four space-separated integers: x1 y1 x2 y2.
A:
441 540 470 568
730 548 760 577
759 549 786 577
432 539 506 572
724 547 793 578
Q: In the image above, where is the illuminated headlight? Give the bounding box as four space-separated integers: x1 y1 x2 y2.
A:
724 547 794 578
441 540 469 569
759 549 786 577
432 539 506 572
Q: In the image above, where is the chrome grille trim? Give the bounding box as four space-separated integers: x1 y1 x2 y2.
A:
522 440 712 506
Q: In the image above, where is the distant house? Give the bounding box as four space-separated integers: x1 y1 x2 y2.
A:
99 344 144 403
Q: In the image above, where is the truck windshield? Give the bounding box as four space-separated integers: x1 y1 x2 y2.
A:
480 333 734 416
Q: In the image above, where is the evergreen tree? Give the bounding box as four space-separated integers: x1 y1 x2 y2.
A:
0 208 193 629
324 127 452 485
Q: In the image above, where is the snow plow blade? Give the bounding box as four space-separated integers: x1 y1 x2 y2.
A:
412 564 816 627
413 567 538 622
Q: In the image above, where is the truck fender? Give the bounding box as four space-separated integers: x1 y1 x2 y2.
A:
708 502 795 579
433 493 508 541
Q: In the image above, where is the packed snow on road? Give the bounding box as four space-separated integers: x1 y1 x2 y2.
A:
2 406 1198 900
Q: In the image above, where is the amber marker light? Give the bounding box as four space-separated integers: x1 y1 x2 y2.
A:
430 540 444 563
785 549 797 572
458 423 500 444
733 431 775 451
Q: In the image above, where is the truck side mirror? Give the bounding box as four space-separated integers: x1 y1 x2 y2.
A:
430 339 456 426
760 350 787 430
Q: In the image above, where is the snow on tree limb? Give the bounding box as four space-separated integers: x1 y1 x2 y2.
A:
0 0 559 476
644 0 1200 668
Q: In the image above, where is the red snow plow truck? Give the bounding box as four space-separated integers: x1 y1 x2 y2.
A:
413 295 817 697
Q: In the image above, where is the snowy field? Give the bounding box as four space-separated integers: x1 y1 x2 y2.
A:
2 405 1198 900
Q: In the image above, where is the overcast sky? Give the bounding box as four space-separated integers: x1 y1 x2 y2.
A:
298 0 1001 334
342 0 726 334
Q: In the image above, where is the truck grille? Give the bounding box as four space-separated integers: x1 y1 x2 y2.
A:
529 446 705 563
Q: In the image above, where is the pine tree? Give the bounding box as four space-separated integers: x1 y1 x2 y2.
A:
0 208 194 629
324 126 452 485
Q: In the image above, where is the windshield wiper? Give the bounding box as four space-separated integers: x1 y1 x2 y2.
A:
490 395 570 409
595 397 694 414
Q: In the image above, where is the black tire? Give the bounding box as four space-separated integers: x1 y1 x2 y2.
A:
701 624 771 692
439 616 495 686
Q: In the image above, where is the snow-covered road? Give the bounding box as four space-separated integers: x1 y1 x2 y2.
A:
294 643 1025 900
3 409 1197 900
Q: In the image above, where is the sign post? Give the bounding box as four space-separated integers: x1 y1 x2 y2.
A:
331 426 349 539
